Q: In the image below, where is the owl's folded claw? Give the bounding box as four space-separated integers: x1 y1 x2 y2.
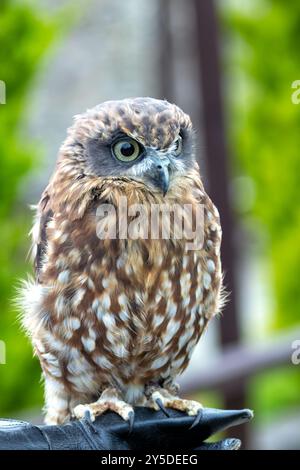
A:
155 397 170 417
189 408 203 429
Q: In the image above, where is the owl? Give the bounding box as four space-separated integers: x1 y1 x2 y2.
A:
20 97 223 428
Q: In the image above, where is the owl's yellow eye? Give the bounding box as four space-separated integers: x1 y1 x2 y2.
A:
112 138 141 162
174 135 183 156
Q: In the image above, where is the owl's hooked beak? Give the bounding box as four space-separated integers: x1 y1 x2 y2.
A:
147 154 170 196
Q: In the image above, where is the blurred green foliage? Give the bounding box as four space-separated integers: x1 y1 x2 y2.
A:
221 0 300 329
0 0 59 415
220 0 300 421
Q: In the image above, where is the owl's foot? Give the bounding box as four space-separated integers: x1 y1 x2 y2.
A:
146 388 203 427
73 387 134 431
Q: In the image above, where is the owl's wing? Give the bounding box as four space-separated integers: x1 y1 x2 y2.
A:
30 189 53 282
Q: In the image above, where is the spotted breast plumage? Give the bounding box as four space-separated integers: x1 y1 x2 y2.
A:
20 97 224 425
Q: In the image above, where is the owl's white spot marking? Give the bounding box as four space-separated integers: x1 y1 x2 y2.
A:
53 230 62 240
111 342 128 358
43 333 65 352
207 211 213 221
59 233 69 244
81 337 96 352
77 273 88 284
67 354 91 376
182 255 189 270
152 314 164 328
199 316 206 329
135 292 143 306
102 312 116 329
69 249 81 264
47 220 55 230
118 294 128 308
55 295 66 316
169 264 176 276
62 316 80 335
210 223 217 232
164 320 181 344
96 307 103 321
101 293 111 310
195 284 203 302
182 296 190 308
87 278 95 290
88 328 97 340
55 258 67 270
180 272 191 285
160 366 171 379
67 346 80 361
125 264 133 275
190 305 198 316
63 329 73 341
57 270 70 284
120 310 129 322
42 352 58 365
93 355 112 369
207 240 213 249
102 278 109 289
116 257 125 269
47 363 62 378
167 300 177 317
156 255 163 267
162 272 172 291
151 355 168 370
178 330 193 350
186 338 197 354
207 260 215 273
92 298 100 311
172 356 185 370
180 272 191 297
203 272 212 289
185 315 195 330
72 288 85 307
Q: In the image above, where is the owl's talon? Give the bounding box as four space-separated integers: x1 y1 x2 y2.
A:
189 408 203 429
155 397 170 417
146 388 203 421
74 404 96 422
84 409 92 422
128 410 135 433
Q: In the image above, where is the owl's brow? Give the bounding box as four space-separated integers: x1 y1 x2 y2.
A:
101 130 137 146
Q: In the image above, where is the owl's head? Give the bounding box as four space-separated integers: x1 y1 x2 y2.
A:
65 97 197 196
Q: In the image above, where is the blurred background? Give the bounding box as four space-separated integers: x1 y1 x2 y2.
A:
0 0 300 449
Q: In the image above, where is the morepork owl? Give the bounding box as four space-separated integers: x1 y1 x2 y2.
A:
20 98 224 427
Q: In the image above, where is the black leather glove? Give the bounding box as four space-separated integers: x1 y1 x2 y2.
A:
0 407 253 450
